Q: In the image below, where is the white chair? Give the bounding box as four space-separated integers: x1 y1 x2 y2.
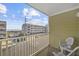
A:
52 37 79 56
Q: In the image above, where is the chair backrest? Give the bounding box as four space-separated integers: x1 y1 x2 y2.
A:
66 37 74 46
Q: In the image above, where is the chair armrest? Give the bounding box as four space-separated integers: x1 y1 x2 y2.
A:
62 47 72 52
67 46 79 56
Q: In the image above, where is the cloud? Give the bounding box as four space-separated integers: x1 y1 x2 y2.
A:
23 8 40 17
3 14 7 17
12 14 16 19
23 8 29 16
29 8 40 16
26 19 46 26
0 4 7 14
22 7 47 26
43 17 48 20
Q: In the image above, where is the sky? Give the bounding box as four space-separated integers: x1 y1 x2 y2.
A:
0 3 48 30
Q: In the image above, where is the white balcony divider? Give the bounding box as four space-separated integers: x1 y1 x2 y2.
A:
0 33 49 56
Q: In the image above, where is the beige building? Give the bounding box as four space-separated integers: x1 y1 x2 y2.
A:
0 21 6 39
22 23 47 35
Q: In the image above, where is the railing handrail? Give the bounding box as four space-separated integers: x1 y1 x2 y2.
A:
0 33 47 41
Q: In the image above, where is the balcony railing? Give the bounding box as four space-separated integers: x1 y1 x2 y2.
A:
0 33 49 56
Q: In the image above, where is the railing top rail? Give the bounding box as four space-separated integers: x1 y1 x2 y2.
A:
0 33 48 41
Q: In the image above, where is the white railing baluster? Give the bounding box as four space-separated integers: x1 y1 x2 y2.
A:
33 35 35 53
26 36 28 56
30 35 32 55
31 36 32 54
2 41 4 56
35 35 36 52
19 38 21 56
27 36 30 56
15 39 17 56
6 40 8 56
32 35 33 54
21 37 24 56
29 36 31 55
22 37 24 56
29 35 31 55
25 37 27 56
20 38 22 56
25 36 27 55
15 38 17 56
24 37 25 55
10 39 13 56
29 36 30 55
22 37 25 56
23 37 25 56
31 35 33 54
8 39 11 56
0 40 2 56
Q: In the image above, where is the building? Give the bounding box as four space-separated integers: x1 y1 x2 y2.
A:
22 17 47 35
7 30 23 38
0 21 6 39
22 23 47 35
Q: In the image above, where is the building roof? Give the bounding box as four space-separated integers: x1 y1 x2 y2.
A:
22 23 46 27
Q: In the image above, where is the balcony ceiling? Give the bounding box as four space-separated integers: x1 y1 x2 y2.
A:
29 3 79 16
